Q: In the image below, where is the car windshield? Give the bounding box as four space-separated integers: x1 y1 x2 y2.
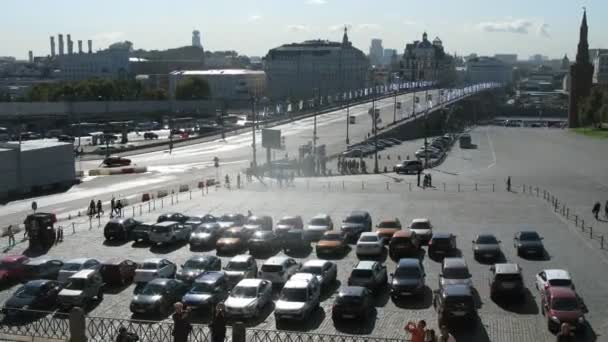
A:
219 215 236 222
62 263 83 271
321 234 341 241
190 282 214 294
65 278 86 291
134 225 150 232
247 218 264 225
225 262 248 271
280 288 307 302
360 235 378 242
309 218 327 226
476 236 498 244
105 222 123 230
443 267 470 279
140 283 165 296
410 221 430 230
495 274 522 282
193 226 210 234
141 262 159 270
16 285 41 297
300 266 322 275
337 295 363 305
552 298 578 311
184 259 209 269
548 279 572 287
395 267 421 278
378 221 400 228
352 269 372 278
344 216 365 223
519 232 540 241
222 231 240 238
231 286 257 298
152 225 170 233
261 265 283 273
278 218 297 226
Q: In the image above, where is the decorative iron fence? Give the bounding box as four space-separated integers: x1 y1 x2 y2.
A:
0 309 69 340
247 328 409 342
85 316 213 342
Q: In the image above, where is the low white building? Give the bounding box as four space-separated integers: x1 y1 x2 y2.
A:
465 56 513 84
593 53 608 85
168 69 266 100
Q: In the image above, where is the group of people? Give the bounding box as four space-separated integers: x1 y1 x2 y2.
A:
5 223 63 248
338 157 367 174
88 197 124 218
592 201 608 220
404 320 455 342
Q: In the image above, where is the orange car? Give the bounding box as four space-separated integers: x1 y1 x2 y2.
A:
376 218 402 243
316 231 348 255
216 227 248 254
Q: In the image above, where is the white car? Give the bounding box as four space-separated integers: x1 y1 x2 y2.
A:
304 214 334 241
58 258 101 283
224 279 273 319
134 258 176 284
356 232 384 258
149 221 191 245
275 273 321 321
535 269 574 293
259 257 300 286
409 218 433 244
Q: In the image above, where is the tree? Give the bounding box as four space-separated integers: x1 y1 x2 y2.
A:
578 87 605 127
175 77 211 100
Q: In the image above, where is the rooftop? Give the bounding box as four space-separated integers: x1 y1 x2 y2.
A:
170 69 265 76
339 286 367 297
0 140 72 152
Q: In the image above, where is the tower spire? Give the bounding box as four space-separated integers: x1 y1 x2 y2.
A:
342 26 349 45
576 8 589 64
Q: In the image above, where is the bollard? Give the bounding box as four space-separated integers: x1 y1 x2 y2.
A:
523 184 526 193
139 205 142 216
161 198 164 208
492 183 495 192
132 207 135 217
176 192 179 203
98 216 101 228
582 219 585 232
89 218 92 230
562 204 565 216
190 191 192 200
386 182 389 191
458 184 460 192
342 181 345 190
409 182 412 191
590 226 593 238
171 195 174 205
601 236 605 249
148 202 151 213
475 183 478 191
153 199 156 210
566 207 569 219
443 183 446 192
387 155 390 160
72 222 75 234
536 187 539 197
362 181 365 190
575 215 578 226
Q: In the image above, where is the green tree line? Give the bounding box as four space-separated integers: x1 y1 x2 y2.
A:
24 79 168 102
579 86 608 127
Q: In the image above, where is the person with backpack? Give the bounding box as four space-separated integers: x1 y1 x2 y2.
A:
96 200 103 218
593 202 601 220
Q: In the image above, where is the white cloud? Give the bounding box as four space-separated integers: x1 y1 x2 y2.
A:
477 19 533 34
329 23 352 32
306 0 326 4
537 23 550 38
248 15 262 22
403 20 417 26
91 32 125 42
357 23 381 31
287 25 311 33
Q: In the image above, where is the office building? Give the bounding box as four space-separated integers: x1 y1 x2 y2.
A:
494 54 518 65
168 69 266 101
465 56 512 84
192 30 202 48
369 39 384 66
593 53 608 85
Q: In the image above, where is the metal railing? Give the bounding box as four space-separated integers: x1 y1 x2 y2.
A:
0 309 69 340
248 328 409 342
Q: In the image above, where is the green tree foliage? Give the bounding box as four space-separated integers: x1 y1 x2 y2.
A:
174 77 211 100
25 79 161 102
578 87 607 127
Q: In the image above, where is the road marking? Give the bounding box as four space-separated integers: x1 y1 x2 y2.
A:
486 128 497 169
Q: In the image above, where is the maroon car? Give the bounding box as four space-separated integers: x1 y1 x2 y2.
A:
102 156 131 167
100 258 138 286
0 255 29 285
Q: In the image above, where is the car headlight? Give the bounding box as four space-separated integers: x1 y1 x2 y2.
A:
550 316 560 323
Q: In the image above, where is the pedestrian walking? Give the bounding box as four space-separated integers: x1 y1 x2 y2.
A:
210 303 227 342
7 225 16 247
56 225 64 243
237 174 241 189
506 176 511 192
116 200 123 217
605 200 608 219
115 326 139 342
110 197 116 218
428 173 433 187
438 326 456 342
171 302 192 342
592 202 601 220
96 200 103 218
404 320 426 342
556 323 574 342
417 170 422 187
425 329 437 342
88 200 96 217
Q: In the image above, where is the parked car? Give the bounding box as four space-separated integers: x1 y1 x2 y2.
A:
296 260 337 287
157 213 190 224
3 280 62 315
130 278 189 316
58 258 101 283
428 233 457 257
389 230 420 259
439 257 473 290
244 215 273 233
535 269 574 293
188 214 217 224
434 284 476 327
347 261 387 292
143 132 159 140
102 156 131 167
275 273 321 322
275 216 304 235
395 160 423 174
100 258 138 286
216 227 249 254
376 218 402 243
223 255 258 288
181 271 230 312
189 222 222 249
149 221 191 245
305 214 334 241
132 221 155 243
316 231 348 256
489 263 524 299
22 258 63 281
57 270 104 310
248 231 280 255
332 286 374 321
390 258 426 299
514 231 545 257
216 213 246 229
282 229 309 253
356 232 384 258
259 257 300 287
0 255 30 285
134 258 177 284
57 135 75 143
224 279 273 319
340 211 372 241
541 287 586 333
472 234 502 260
103 218 141 241
409 218 433 244
176 256 221 283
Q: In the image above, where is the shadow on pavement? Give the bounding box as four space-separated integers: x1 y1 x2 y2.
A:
275 306 326 331
333 308 377 335
321 280 341 301
450 316 490 342
493 288 539 315
149 241 188 254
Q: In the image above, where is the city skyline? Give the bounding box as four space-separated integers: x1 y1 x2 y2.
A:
1 0 606 60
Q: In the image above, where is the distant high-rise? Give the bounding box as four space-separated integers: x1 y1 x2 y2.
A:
568 9 594 128
50 36 56 57
369 39 384 66
28 51 33 63
192 30 202 48
58 34 64 55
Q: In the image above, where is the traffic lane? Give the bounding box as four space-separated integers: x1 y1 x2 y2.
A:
1 187 602 341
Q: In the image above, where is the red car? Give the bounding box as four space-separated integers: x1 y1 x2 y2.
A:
542 287 586 333
0 255 29 285
100 258 138 286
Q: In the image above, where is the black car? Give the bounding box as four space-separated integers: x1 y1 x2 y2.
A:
489 263 524 299
216 213 246 229
340 211 373 241
132 221 155 243
181 272 229 311
157 213 190 224
130 279 189 316
248 231 280 255
282 229 309 253
189 214 217 224
433 284 476 327
104 218 141 241
3 280 62 315
390 258 426 299
189 223 222 249
176 256 221 283
428 233 457 257
472 234 502 260
143 132 159 140
332 286 373 321
513 231 544 257
23 258 63 281
102 156 131 167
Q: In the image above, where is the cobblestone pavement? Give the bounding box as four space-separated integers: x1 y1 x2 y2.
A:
1 180 604 342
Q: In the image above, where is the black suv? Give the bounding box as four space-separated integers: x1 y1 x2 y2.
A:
104 218 141 241
143 132 159 140
489 263 524 299
433 284 476 327
513 231 544 257
428 233 457 257
181 271 229 311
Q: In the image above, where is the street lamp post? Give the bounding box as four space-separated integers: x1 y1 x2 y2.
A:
345 100 350 145
423 89 429 169
251 97 257 171
372 86 379 174
393 90 397 123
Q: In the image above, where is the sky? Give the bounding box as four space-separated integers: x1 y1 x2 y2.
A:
1 0 607 61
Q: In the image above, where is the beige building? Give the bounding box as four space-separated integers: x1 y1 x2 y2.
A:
168 69 266 100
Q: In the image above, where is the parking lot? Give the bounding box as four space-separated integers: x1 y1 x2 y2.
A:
1 178 605 342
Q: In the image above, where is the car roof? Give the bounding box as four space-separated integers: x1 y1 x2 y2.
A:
236 278 264 287
303 259 329 268
476 233 497 239
378 219 400 224
360 232 379 238
283 279 310 289
107 218 129 224
548 286 577 298
70 269 97 279
442 284 473 297
432 233 453 239
142 258 164 264
149 278 172 286
25 279 54 287
323 231 342 237
279 216 300 221
26 258 58 265
518 230 539 235
65 258 93 264
311 214 330 219
226 227 245 233
339 286 367 297
347 210 368 217
397 258 421 268
544 269 571 280
494 263 521 274
195 271 225 283
355 261 377 270
265 256 290 265
411 218 430 223
392 229 414 238
252 231 274 238
154 221 179 227
1 255 27 263
187 255 216 262
102 258 129 266
443 257 467 268
231 255 253 262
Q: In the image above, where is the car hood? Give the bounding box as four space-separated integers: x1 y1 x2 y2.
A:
441 277 473 287
341 223 365 230
225 297 256 309
225 271 246 280
132 295 162 305
307 225 329 231
58 289 83 298
276 224 294 231
218 238 240 245
317 240 340 248
551 309 583 322
392 278 423 287
217 222 235 229
410 229 431 235
474 244 500 252
178 268 203 277
275 301 306 312
182 293 212 304
244 224 262 230
5 296 34 308
518 241 543 248
377 228 399 235
191 233 213 240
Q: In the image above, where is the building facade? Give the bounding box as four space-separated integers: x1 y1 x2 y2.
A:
593 53 608 85
465 56 512 84
369 39 384 66
192 30 202 48
57 44 130 81
494 54 518 65
264 28 369 101
168 69 266 101
400 32 452 82
568 10 594 128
